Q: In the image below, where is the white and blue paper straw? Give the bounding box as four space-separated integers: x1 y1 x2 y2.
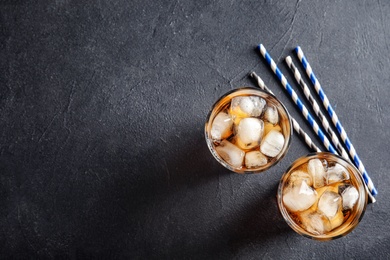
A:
285 56 350 161
250 71 321 153
295 46 378 198
258 44 337 155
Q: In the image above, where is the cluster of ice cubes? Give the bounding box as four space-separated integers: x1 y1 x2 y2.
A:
282 158 360 235
210 95 285 169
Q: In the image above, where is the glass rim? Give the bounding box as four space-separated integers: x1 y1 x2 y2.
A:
204 86 293 174
277 152 368 241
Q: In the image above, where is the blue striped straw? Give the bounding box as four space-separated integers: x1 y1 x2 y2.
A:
295 46 378 199
258 44 337 155
285 56 350 161
250 71 322 153
282 59 381 206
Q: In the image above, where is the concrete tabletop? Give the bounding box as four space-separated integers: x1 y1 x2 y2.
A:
1 0 389 258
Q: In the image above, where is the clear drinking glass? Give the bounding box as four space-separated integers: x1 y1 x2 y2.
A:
277 152 368 241
205 87 292 174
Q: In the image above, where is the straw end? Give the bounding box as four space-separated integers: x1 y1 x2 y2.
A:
368 191 377 203
285 56 292 65
294 46 301 53
372 187 378 196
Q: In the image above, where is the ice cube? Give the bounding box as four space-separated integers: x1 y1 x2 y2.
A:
316 184 340 199
288 170 313 187
316 186 345 231
322 159 328 171
341 186 359 210
260 130 285 157
329 209 344 231
229 96 266 119
263 122 282 136
299 211 331 235
235 118 264 150
327 163 350 185
215 140 245 168
283 181 317 212
337 184 348 194
264 105 279 124
211 111 233 141
245 151 267 168
318 191 342 219
308 159 326 188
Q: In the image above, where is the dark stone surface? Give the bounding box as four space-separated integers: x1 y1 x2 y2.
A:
1 0 389 258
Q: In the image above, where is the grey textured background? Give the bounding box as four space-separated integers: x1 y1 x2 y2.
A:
1 0 390 258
